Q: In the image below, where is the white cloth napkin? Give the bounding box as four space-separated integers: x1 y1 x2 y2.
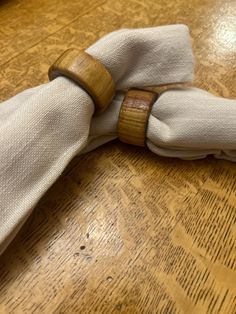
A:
0 24 194 254
84 88 236 161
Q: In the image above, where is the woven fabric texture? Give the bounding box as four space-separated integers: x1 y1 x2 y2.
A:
0 25 194 254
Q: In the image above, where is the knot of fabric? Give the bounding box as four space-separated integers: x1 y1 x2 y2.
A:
0 25 194 254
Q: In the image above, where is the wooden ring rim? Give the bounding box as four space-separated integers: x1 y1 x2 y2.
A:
48 49 116 115
118 89 158 147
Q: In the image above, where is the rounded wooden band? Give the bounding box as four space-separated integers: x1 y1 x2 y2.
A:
48 49 116 115
118 89 158 147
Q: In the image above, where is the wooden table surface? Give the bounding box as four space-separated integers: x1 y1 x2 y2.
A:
0 0 235 313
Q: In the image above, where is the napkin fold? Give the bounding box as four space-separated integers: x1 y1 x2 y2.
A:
82 88 236 162
0 24 194 254
147 88 236 161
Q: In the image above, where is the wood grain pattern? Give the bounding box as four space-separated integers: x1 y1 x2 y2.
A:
0 0 105 66
118 89 157 146
49 49 115 114
0 0 236 313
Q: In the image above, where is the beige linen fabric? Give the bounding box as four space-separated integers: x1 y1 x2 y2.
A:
147 88 236 161
83 88 236 161
0 25 194 254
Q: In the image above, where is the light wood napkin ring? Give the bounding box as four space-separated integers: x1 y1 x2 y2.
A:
118 89 158 146
48 49 116 115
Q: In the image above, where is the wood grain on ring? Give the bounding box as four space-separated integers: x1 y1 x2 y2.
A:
48 49 115 115
118 89 157 146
